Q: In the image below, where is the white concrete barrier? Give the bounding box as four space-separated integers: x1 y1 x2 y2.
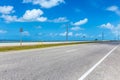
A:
0 41 87 47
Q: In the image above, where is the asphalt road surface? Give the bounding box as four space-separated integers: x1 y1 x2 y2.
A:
0 41 120 80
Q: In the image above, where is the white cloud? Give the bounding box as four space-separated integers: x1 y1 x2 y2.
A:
1 15 18 22
97 34 102 37
23 0 65 8
0 6 14 14
71 26 83 31
73 18 88 26
49 33 58 37
22 31 30 36
99 23 114 30
106 6 120 15
49 17 69 23
1 9 47 22
68 32 73 36
75 33 87 37
21 9 47 22
59 32 66 36
107 6 118 11
0 6 18 22
23 9 43 20
0 29 7 34
99 23 120 36
59 32 73 36
36 17 47 22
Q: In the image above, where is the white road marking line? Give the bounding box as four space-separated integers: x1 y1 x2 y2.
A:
78 45 119 80
66 49 77 52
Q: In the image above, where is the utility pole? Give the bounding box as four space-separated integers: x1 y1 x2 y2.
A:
102 31 104 41
117 32 119 41
20 27 23 46
66 24 68 41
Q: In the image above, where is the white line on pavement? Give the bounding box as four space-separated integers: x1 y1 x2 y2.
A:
66 49 77 53
78 45 119 80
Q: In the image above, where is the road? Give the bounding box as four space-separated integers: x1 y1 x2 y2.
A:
0 42 120 80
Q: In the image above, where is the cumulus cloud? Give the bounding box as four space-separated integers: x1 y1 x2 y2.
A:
71 26 83 31
59 32 66 36
0 6 14 14
1 9 47 22
49 33 58 37
21 9 47 22
0 6 17 22
0 6 67 23
0 29 7 34
59 32 73 36
70 18 88 31
73 18 88 26
75 33 87 37
0 6 68 23
99 23 114 29
68 32 73 36
49 17 69 23
99 23 120 35
106 6 120 15
23 0 65 8
1 15 18 22
23 9 43 19
22 31 30 36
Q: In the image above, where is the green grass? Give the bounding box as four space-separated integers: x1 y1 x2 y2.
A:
0 42 95 52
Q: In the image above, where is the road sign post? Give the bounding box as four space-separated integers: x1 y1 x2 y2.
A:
20 28 23 46
66 24 68 41
102 32 104 41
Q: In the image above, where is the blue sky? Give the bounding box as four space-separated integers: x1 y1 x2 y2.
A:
0 0 120 41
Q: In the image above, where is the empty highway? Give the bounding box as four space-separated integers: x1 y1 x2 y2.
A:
0 42 120 80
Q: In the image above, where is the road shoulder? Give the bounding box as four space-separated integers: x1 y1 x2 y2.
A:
85 46 120 80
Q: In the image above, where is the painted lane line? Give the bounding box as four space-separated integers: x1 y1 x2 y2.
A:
78 45 119 80
66 49 77 52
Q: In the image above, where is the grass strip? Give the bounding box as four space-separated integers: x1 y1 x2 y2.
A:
0 42 95 52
